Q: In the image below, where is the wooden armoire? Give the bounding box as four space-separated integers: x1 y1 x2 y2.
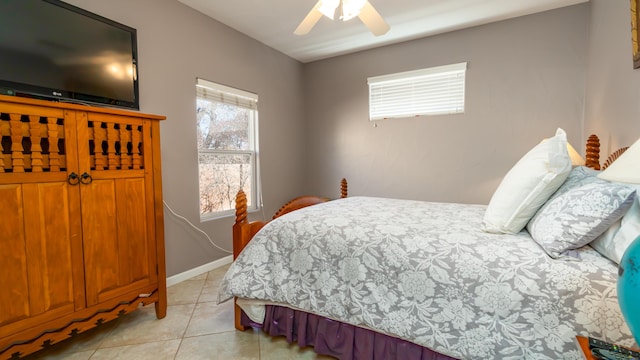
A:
0 94 167 359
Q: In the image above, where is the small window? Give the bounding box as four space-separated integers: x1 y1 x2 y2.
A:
368 62 467 121
196 78 259 220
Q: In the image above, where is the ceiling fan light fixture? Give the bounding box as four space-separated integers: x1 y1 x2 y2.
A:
318 0 340 19
341 0 366 21
295 0 389 36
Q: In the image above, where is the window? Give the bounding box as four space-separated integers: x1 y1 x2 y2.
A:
368 62 467 121
196 78 259 220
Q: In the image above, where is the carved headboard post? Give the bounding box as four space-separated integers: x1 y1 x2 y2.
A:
340 178 348 198
585 134 601 170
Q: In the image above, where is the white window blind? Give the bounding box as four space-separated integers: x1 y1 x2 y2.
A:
368 62 467 121
196 78 258 110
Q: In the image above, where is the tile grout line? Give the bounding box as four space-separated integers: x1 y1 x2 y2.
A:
172 338 184 360
172 269 212 358
177 279 206 343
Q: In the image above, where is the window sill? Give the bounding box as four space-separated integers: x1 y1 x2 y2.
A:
200 206 262 222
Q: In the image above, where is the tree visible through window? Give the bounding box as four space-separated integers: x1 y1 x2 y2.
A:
196 78 259 219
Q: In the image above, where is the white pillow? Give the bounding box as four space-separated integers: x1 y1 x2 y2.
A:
597 137 640 183
590 184 640 264
591 139 640 263
482 128 572 234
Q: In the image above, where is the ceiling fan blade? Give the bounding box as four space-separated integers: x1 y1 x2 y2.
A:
294 1 323 35
358 1 390 36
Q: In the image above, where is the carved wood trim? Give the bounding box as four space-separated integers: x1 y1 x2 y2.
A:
272 196 330 219
28 116 43 172
9 113 25 173
602 146 629 170
1 292 158 359
46 117 61 172
0 113 67 173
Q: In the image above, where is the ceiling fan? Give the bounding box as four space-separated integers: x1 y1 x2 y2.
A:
294 0 390 36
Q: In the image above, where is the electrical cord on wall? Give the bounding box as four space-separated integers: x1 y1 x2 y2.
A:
162 156 266 255
162 200 233 254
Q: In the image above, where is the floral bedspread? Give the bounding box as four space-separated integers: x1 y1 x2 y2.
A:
218 197 633 359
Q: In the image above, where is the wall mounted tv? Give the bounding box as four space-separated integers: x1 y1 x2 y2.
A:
0 0 139 110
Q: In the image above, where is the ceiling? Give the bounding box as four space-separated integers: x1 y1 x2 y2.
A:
177 0 588 63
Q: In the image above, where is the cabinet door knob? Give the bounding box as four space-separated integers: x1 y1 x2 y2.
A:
67 172 80 185
80 172 93 185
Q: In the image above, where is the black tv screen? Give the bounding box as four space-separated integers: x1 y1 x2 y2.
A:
0 0 139 110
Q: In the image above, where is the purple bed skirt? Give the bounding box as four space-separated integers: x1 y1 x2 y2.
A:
241 305 458 360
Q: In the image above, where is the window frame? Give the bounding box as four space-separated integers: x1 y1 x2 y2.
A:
196 78 260 221
368 62 467 121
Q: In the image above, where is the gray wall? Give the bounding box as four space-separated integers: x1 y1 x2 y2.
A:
58 1 638 276
65 0 307 276
302 4 590 205
584 0 640 154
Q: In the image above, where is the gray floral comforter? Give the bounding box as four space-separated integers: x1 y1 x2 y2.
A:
218 197 633 359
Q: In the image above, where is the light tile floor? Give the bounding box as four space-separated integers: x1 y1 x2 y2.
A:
24 264 333 360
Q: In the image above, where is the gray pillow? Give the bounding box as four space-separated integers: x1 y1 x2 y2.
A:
527 167 636 259
549 166 599 198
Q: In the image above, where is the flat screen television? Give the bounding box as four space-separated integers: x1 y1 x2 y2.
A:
0 0 139 110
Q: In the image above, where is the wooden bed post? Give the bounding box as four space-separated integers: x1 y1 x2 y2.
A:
585 134 601 170
232 190 252 331
232 190 250 260
340 178 348 198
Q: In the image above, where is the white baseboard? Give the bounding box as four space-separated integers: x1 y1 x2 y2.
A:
166 255 233 287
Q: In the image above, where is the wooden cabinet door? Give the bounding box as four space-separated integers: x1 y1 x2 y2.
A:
0 105 84 338
76 112 158 306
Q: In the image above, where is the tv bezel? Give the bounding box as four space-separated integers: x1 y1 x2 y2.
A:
0 0 140 110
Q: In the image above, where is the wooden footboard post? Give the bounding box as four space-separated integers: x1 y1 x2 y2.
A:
233 190 251 331
233 190 251 260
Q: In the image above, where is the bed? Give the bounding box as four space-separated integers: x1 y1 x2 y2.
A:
218 131 639 359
